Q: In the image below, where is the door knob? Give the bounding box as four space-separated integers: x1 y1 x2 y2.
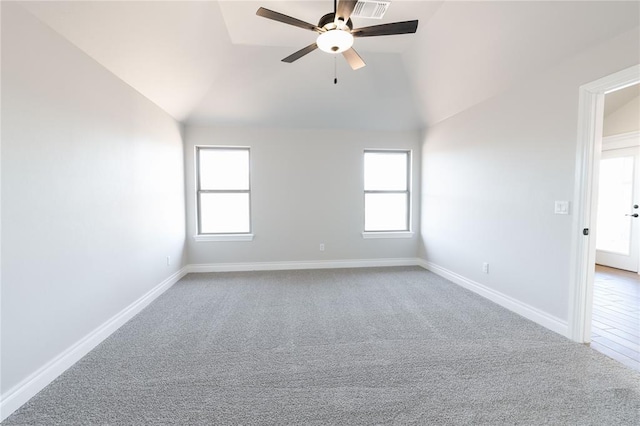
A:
634 205 639 209
625 213 639 217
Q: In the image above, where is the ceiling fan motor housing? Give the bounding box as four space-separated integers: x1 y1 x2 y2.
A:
318 13 353 31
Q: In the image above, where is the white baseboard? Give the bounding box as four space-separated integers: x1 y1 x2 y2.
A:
0 267 188 422
416 259 569 337
186 258 421 273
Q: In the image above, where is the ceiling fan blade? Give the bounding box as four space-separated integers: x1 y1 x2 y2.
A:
282 43 319 63
342 48 366 70
336 0 358 22
352 20 419 37
256 7 321 32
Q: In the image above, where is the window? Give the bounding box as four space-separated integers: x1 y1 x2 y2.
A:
196 147 251 239
364 150 411 233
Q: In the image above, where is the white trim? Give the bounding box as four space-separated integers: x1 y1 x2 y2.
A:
601 131 640 151
362 231 414 239
0 267 188 422
570 65 640 343
186 258 421 273
194 233 254 242
417 259 569 337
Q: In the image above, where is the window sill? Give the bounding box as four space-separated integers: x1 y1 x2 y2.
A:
362 231 414 239
194 234 254 242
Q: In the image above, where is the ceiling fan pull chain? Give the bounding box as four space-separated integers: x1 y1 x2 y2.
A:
334 56 338 84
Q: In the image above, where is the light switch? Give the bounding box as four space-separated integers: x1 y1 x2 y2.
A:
555 201 569 215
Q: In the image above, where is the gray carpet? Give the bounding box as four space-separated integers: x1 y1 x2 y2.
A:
4 267 640 425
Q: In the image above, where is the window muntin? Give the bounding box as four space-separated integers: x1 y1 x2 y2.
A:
364 150 410 232
197 147 251 234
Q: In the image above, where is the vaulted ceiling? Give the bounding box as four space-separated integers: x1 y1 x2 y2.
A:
18 1 640 130
605 84 639 117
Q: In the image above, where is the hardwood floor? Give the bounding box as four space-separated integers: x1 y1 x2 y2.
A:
591 265 640 371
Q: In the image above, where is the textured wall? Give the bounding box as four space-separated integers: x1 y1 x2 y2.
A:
185 125 420 265
1 4 186 394
419 27 640 322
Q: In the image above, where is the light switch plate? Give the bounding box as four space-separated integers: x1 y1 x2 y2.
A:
555 201 569 215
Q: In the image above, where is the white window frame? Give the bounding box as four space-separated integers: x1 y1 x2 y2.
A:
194 146 254 242
362 149 414 239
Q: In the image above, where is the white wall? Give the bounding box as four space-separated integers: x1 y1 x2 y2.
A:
603 94 640 136
1 3 186 399
185 126 420 265
419 27 639 324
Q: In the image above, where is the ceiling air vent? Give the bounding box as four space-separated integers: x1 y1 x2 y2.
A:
351 1 391 19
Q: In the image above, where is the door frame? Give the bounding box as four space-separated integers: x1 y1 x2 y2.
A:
569 64 640 343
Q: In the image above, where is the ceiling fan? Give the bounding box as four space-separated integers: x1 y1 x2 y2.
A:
256 0 419 71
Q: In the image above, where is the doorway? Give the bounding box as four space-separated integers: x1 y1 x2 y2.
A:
570 65 639 359
590 85 640 370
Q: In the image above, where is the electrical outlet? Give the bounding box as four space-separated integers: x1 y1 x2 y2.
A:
166 256 171 266
319 243 325 252
482 262 489 274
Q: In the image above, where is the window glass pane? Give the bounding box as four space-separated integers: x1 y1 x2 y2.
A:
199 149 249 190
364 152 407 191
365 193 408 231
596 156 634 254
200 193 250 233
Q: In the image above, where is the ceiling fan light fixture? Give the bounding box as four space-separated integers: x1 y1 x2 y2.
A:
317 30 354 54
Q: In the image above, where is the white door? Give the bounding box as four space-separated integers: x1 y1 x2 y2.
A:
595 146 640 272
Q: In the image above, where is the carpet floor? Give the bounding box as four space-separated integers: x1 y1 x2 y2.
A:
4 266 640 425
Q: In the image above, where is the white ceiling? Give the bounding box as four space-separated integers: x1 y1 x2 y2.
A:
17 1 640 130
403 1 640 125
